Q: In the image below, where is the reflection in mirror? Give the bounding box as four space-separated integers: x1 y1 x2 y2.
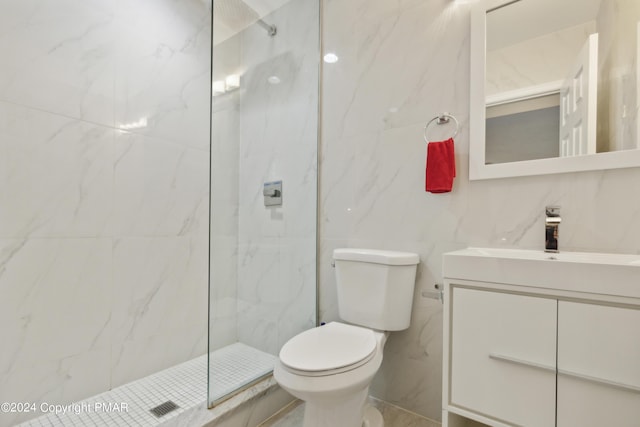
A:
484 0 640 165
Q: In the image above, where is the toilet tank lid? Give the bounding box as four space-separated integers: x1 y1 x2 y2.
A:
333 248 419 265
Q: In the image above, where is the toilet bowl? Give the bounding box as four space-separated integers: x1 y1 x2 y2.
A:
273 322 388 427
273 248 420 427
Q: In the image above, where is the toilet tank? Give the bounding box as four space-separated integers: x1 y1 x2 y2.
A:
333 248 420 331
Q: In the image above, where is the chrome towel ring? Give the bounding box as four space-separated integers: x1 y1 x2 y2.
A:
423 113 460 143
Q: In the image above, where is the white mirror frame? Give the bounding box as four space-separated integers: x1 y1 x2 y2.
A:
469 0 640 180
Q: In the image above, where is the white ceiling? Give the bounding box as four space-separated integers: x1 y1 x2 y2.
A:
487 0 603 51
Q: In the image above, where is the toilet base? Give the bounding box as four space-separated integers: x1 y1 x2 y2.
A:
302 387 372 427
363 405 384 427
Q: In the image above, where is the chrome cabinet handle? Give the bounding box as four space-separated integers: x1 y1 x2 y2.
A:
489 353 640 394
489 353 555 373
557 369 640 394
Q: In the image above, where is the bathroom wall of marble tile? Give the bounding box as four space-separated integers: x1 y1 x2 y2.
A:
0 1 211 425
319 0 640 422
210 0 318 358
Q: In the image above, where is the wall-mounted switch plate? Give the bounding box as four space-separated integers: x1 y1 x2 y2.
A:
263 180 282 206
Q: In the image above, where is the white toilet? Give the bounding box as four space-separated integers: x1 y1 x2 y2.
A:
273 248 419 427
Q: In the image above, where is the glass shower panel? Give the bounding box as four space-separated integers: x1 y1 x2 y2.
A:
208 0 319 406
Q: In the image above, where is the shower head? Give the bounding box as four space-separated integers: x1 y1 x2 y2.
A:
256 19 277 36
214 0 277 38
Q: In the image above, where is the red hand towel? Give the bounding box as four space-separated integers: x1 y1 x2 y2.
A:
425 138 456 193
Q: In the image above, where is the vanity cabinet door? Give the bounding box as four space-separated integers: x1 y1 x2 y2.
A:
557 302 640 427
450 288 557 427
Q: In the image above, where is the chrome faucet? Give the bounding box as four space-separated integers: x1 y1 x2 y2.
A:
545 206 561 253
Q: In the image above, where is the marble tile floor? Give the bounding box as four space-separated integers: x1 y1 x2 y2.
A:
17 343 276 427
259 398 441 427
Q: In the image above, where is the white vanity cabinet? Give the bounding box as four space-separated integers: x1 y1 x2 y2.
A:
442 248 640 427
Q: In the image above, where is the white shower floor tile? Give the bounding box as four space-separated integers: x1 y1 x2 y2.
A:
209 342 277 403
17 343 276 427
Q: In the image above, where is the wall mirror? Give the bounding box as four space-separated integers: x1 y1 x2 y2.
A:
470 0 640 180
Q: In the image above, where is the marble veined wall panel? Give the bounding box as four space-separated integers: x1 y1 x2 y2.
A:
0 0 116 126
0 102 114 239
0 238 112 427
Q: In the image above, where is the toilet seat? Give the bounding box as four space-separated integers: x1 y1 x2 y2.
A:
279 322 377 377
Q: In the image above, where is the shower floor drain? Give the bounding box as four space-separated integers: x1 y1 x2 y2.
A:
149 400 179 418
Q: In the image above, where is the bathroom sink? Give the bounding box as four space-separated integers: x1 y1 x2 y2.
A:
443 248 640 299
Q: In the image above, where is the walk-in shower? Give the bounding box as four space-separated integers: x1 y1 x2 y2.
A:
0 0 318 425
